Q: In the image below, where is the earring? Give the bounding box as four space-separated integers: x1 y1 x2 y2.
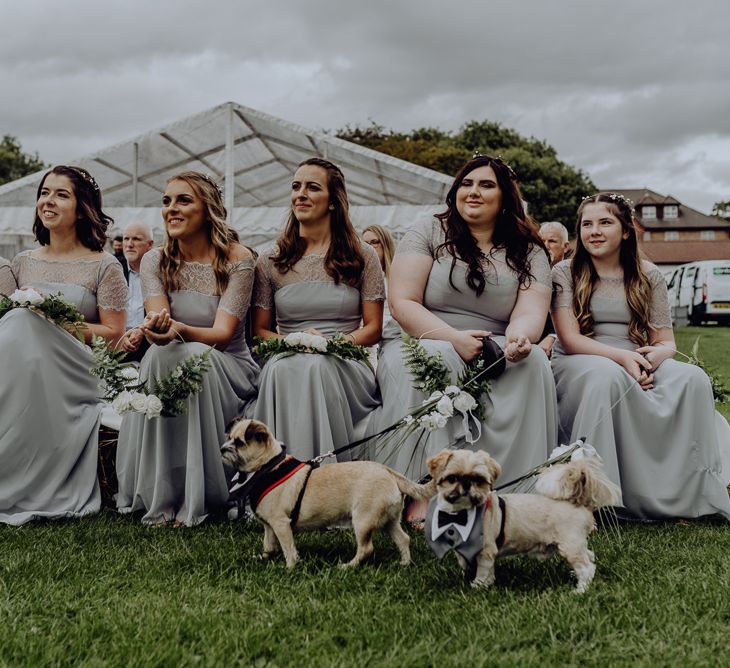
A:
329 204 335 211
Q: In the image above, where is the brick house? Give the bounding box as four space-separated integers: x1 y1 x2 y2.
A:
608 188 730 274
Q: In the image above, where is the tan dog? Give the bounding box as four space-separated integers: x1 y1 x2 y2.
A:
426 449 620 593
221 418 435 568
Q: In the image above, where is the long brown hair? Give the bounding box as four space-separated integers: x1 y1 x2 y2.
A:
158 171 239 294
271 158 364 286
435 155 545 296
33 165 112 251
571 193 652 344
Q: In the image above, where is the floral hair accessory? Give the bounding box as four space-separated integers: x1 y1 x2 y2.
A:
69 166 100 193
201 173 224 199
471 151 517 180
582 192 636 218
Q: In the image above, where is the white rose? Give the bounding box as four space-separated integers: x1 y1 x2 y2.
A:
427 390 444 402
11 288 43 305
144 395 163 419
285 332 304 346
120 366 139 383
130 392 149 414
432 411 448 429
549 444 574 460
453 392 477 414
436 395 454 417
310 335 328 352
444 385 462 397
300 333 314 348
418 414 436 430
402 414 415 425
112 390 133 414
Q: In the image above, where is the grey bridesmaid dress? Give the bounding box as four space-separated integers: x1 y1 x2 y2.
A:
0 251 128 525
366 218 558 482
115 250 259 526
0 257 16 294
551 260 730 520
252 243 385 460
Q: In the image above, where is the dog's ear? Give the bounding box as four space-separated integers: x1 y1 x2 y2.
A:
427 450 452 478
225 416 243 433
474 450 501 484
244 419 272 445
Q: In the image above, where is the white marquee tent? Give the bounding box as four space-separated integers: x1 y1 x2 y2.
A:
0 101 452 256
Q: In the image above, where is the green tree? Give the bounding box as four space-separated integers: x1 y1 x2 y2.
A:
337 120 595 224
0 135 46 186
712 200 730 219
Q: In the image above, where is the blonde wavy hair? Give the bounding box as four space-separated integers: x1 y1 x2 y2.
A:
363 224 396 277
571 193 652 345
158 171 239 294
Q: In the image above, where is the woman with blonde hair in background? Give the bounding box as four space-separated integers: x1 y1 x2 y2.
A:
116 171 259 527
0 256 16 294
362 224 396 279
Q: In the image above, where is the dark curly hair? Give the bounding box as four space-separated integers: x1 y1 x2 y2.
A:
436 155 546 296
33 165 112 251
271 157 364 286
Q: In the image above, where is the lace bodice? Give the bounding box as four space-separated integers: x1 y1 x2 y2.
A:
0 257 16 295
140 249 254 321
253 241 385 310
12 250 128 312
397 217 552 288
551 260 672 330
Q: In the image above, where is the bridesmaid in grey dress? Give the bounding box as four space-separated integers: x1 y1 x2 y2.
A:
367 155 557 486
0 257 16 294
551 193 730 520
116 171 259 526
252 158 385 460
0 166 127 525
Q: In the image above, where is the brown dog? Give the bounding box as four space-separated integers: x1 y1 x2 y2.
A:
221 418 435 568
426 449 619 593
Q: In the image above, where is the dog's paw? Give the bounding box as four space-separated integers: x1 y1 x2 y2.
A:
258 552 276 561
471 577 495 590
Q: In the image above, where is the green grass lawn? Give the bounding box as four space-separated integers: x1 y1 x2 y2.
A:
1 326 729 667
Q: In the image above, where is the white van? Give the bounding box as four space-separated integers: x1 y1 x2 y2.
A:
666 260 730 325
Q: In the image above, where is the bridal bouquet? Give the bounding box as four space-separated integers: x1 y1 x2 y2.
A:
90 336 212 419
0 288 86 340
254 331 372 370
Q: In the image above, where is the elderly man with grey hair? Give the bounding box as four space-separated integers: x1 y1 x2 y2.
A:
538 221 570 358
119 221 154 359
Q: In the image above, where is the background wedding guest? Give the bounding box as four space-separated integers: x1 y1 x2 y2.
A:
537 221 571 358
551 193 730 521
0 165 127 525
252 158 384 461
116 171 259 527
366 155 556 490
362 224 395 279
0 256 16 294
118 221 154 361
111 233 129 280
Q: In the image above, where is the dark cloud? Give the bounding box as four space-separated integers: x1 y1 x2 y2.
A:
2 0 729 211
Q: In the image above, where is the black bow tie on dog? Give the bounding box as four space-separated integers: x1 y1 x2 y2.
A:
436 508 470 528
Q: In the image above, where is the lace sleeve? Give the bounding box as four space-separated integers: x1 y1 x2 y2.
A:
360 243 386 301
646 264 672 329
253 253 275 310
551 260 574 310
219 256 255 320
396 218 440 257
0 259 16 295
140 249 166 298
97 254 129 311
526 245 552 289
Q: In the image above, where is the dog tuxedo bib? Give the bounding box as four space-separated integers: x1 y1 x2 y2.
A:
425 498 485 568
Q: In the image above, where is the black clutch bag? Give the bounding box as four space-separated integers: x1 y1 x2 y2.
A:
481 337 506 379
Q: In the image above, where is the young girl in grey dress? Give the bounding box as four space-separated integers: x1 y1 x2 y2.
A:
551 193 730 520
0 166 127 525
366 155 557 490
0 257 16 294
252 158 385 460
116 172 259 526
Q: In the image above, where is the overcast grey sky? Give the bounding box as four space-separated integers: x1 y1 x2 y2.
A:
3 0 728 213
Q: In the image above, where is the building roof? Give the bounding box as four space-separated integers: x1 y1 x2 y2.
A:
0 101 452 209
607 188 730 231
639 240 730 264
